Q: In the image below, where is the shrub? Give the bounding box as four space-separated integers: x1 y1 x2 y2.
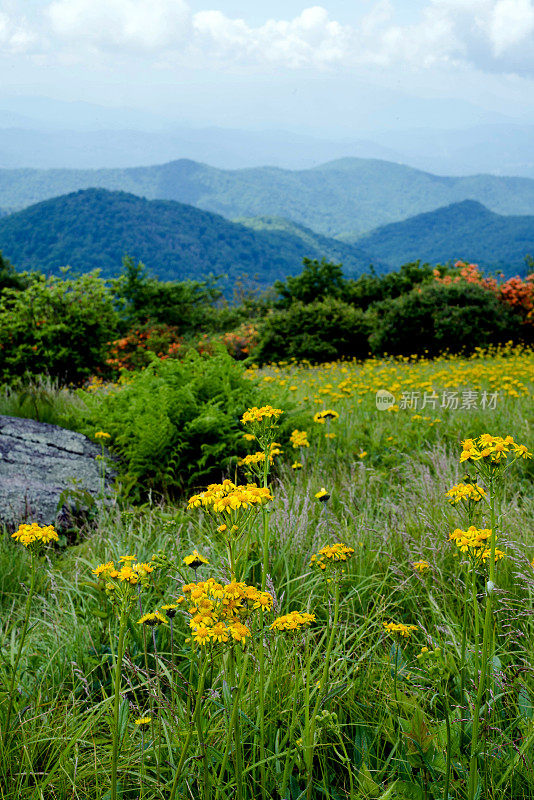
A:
81 348 261 494
274 258 347 308
253 298 370 364
0 270 118 384
105 322 184 373
346 260 436 309
368 281 520 356
113 256 222 333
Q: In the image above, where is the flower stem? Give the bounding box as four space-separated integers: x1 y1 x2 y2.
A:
467 476 497 800
214 652 250 800
111 605 128 800
459 568 470 751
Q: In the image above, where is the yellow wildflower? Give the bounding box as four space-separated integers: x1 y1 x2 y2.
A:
383 622 418 638
183 550 209 569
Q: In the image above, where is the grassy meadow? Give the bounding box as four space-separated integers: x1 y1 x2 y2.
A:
1 345 533 800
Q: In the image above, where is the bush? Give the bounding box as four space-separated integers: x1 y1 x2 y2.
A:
0 270 118 384
273 258 347 308
81 348 261 494
113 256 222 333
105 322 184 373
253 298 370 364
346 260 436 310
368 281 521 356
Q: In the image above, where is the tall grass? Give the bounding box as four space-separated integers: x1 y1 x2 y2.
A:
0 348 533 799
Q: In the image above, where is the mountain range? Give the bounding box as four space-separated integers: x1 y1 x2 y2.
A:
3 157 534 241
0 189 380 284
2 95 534 176
0 188 532 282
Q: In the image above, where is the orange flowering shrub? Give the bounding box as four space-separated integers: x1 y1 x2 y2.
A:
221 323 259 360
105 323 184 372
434 261 534 326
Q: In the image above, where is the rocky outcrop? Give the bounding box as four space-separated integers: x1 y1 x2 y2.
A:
0 415 113 529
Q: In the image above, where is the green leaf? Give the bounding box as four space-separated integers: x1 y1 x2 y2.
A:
518 685 533 721
353 723 373 772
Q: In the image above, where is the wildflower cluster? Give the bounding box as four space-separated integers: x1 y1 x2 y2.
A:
271 610 315 632
187 480 272 515
241 405 283 425
314 488 330 502
310 542 355 570
313 409 339 424
180 578 273 646
95 430 111 439
238 442 283 467
290 429 310 448
449 527 505 563
460 434 532 464
383 622 418 638
92 556 154 586
446 482 486 504
12 522 59 547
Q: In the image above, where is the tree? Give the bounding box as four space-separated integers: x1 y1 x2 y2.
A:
0 250 30 295
0 269 118 383
112 255 223 334
273 258 347 307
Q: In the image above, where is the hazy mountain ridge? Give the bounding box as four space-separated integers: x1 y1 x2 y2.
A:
0 188 379 282
2 157 534 240
355 200 534 272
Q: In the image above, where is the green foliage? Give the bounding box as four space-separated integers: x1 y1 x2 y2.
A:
0 249 29 295
81 348 260 493
356 199 534 273
254 298 370 364
274 258 348 307
0 188 372 284
3 157 534 246
368 281 520 356
0 376 86 429
113 255 223 332
0 270 118 383
346 261 437 310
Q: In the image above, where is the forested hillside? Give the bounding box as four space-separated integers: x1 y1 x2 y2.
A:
3 157 534 238
0 188 378 281
356 200 534 273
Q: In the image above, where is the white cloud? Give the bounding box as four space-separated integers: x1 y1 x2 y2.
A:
47 0 191 51
0 9 36 52
488 0 534 54
192 6 351 68
6 0 533 75
354 0 534 73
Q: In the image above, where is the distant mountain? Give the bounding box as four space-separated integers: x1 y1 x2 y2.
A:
0 126 401 171
3 158 534 240
0 189 378 283
355 200 534 273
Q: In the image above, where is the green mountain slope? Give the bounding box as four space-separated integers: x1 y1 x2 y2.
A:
0 189 378 282
3 158 534 239
355 200 534 272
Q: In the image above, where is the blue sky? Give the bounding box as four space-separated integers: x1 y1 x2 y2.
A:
1 0 534 134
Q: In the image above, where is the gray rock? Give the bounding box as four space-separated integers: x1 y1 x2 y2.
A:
0 415 114 529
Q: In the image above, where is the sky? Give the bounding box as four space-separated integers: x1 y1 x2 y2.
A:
2 0 534 134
